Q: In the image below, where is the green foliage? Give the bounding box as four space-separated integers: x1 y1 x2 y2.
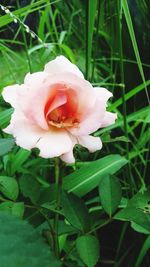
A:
115 191 150 233
0 108 13 128
0 0 52 28
135 236 150 267
19 174 57 205
0 0 150 266
76 235 100 267
64 155 127 196
122 0 149 103
85 0 97 79
10 148 31 175
19 174 42 204
0 138 15 156
99 175 122 217
61 191 90 232
0 176 19 200
0 201 24 218
0 212 61 267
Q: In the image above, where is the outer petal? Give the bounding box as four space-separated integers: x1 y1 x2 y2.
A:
2 84 28 108
94 87 113 104
24 71 49 86
60 150 75 163
101 111 117 127
44 56 84 79
35 129 73 158
78 135 102 152
60 134 76 163
69 87 114 136
3 111 45 150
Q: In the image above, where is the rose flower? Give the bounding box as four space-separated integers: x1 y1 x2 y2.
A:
2 56 117 163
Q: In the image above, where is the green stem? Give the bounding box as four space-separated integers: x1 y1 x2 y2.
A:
53 158 62 258
85 0 89 80
39 208 55 247
91 0 100 82
87 218 112 235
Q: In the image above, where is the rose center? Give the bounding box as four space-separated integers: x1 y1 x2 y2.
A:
47 106 79 128
45 87 79 129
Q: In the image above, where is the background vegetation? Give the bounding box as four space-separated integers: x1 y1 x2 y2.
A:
0 0 150 267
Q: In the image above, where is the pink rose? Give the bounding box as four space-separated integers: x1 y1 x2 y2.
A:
2 56 117 163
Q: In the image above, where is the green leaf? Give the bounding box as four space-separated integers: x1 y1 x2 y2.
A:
127 190 150 209
0 201 24 218
0 176 19 200
0 108 13 128
0 212 61 267
63 155 127 197
58 220 76 235
145 113 150 123
64 241 85 267
10 148 31 175
60 44 76 63
115 207 150 232
37 186 57 205
131 222 150 235
99 175 122 216
114 191 150 232
59 234 67 253
61 192 90 232
19 174 57 205
76 235 100 267
0 138 15 156
19 174 41 204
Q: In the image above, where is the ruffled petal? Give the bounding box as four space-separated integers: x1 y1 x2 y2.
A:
44 56 84 79
69 98 106 136
78 135 102 152
68 87 115 136
101 111 117 127
22 72 95 130
46 91 67 118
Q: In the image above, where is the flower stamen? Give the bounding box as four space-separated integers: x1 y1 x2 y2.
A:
48 116 79 128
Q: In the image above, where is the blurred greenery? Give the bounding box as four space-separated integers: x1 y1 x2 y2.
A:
0 0 150 266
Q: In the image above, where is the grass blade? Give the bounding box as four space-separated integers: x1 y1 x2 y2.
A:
85 0 97 79
122 0 150 104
